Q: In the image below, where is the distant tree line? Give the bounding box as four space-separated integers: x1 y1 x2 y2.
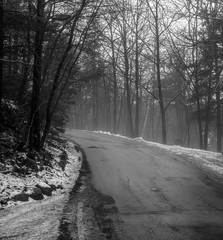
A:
69 0 223 152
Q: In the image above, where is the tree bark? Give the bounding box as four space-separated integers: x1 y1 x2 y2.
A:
141 97 150 138
123 34 134 137
155 1 166 144
17 2 32 105
203 97 211 150
215 48 222 152
110 24 118 133
216 84 221 152
29 0 45 151
0 0 3 123
195 94 203 149
134 21 140 138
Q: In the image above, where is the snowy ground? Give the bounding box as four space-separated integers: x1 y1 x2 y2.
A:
0 139 82 209
1 129 223 239
0 137 82 239
95 131 223 176
135 137 223 176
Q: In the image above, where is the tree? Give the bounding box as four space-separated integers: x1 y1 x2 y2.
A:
172 0 223 150
41 0 103 147
0 0 3 124
29 0 45 151
144 0 177 144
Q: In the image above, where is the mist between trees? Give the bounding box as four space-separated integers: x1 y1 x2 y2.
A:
1 0 223 152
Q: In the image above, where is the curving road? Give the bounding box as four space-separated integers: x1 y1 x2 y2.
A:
66 130 223 240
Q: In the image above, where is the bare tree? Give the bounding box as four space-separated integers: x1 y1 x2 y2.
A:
41 0 103 147
0 0 3 123
29 0 45 151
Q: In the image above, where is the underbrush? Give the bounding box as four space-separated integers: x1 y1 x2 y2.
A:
0 122 80 208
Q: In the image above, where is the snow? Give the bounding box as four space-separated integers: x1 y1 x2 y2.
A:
0 139 82 208
94 130 131 140
94 131 223 176
135 137 223 175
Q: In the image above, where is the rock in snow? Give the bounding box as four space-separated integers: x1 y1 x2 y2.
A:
13 192 29 202
30 187 44 200
36 182 52 196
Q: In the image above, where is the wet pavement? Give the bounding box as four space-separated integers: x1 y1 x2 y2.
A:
65 130 223 240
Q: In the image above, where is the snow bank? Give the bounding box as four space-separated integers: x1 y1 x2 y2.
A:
135 137 223 175
93 131 223 176
0 140 82 208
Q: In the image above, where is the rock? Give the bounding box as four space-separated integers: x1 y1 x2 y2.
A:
36 182 52 196
74 145 80 152
0 197 9 205
58 151 68 171
57 184 63 190
30 187 44 200
80 169 88 174
49 184 57 191
27 152 36 160
13 192 29 202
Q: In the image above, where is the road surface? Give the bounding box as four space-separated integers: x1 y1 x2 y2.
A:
66 130 223 240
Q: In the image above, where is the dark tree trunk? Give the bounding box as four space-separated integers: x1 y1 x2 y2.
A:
110 26 118 133
92 78 99 130
123 30 134 137
203 98 211 150
29 0 45 151
155 2 166 144
0 0 3 123
134 30 140 138
17 3 32 105
17 54 30 104
213 43 222 152
216 85 221 152
194 4 203 149
195 89 203 149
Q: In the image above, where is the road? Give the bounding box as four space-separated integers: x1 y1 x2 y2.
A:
66 130 223 240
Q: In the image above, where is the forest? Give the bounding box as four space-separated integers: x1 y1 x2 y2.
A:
1 0 223 153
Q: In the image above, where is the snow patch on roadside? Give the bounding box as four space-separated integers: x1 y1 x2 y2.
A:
92 131 223 176
135 137 223 175
0 140 82 208
94 131 131 140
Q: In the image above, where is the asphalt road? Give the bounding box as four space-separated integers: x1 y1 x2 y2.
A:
66 130 223 240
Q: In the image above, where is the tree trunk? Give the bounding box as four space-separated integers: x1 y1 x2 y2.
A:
194 0 203 149
141 97 150 138
125 59 134 137
123 30 134 137
134 27 140 138
29 0 45 151
216 85 221 152
203 97 211 150
93 78 99 130
117 91 125 134
195 95 203 149
17 54 30 104
0 0 3 123
17 3 32 105
110 24 118 133
155 2 166 144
